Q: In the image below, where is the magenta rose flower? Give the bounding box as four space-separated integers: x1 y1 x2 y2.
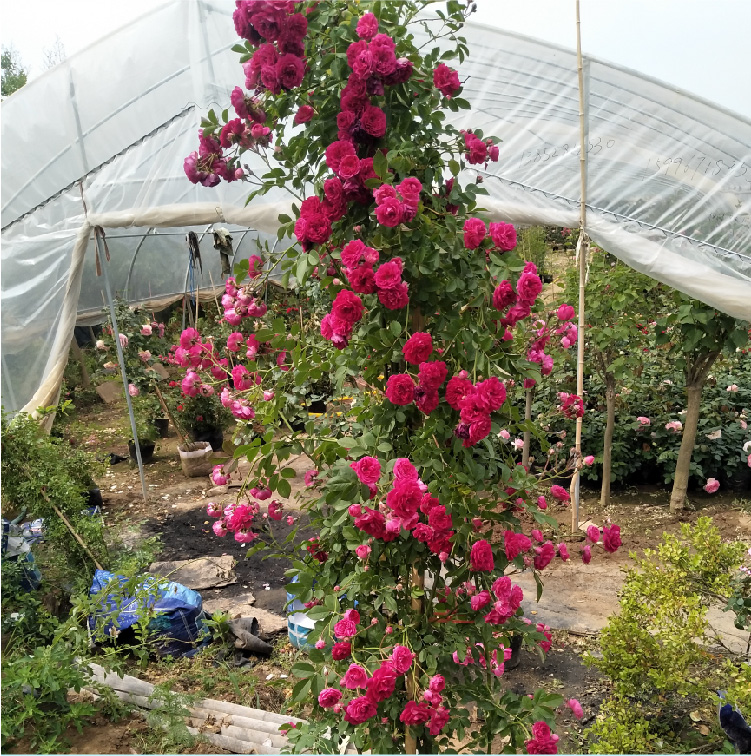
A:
489 221 517 251
365 664 397 702
397 177 422 207
373 184 398 205
333 619 358 639
446 376 473 411
550 484 570 502
463 217 487 249
557 303 576 320
360 105 387 137
503 530 532 560
433 62 461 97
525 721 560 754
332 641 352 660
400 700 432 725
318 688 342 709
385 374 415 405
602 524 622 553
344 696 378 725
276 53 305 90
492 280 517 311
391 645 414 674
350 456 381 485
294 105 314 124
534 541 556 570
375 197 404 227
374 259 403 290
378 279 408 308
356 11 379 40
470 539 495 571
343 663 369 690
516 270 543 305
331 290 364 323
402 332 433 364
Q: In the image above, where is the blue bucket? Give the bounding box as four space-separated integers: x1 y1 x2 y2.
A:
286 576 316 650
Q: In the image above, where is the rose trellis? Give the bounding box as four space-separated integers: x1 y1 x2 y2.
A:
182 1 620 753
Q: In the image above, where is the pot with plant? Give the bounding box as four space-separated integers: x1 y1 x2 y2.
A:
176 393 233 452
128 392 160 462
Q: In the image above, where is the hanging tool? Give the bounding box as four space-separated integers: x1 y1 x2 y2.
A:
213 227 234 276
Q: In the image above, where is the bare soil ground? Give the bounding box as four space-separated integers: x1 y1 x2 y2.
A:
48 395 751 754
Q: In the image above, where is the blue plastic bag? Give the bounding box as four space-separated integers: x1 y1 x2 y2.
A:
89 569 210 658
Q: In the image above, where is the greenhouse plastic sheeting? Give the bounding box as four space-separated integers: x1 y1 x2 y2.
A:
2 0 750 415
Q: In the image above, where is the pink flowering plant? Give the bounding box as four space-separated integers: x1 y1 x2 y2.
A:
185 2 622 752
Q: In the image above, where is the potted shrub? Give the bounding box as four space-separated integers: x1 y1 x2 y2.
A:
129 394 160 462
177 393 233 452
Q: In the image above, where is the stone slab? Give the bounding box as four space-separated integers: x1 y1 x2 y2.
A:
149 555 236 590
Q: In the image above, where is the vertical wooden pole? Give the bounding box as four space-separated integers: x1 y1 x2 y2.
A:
571 0 588 535
522 388 533 469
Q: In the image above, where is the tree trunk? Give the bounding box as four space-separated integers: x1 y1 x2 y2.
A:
669 383 704 511
522 388 533 469
70 336 91 388
600 377 616 507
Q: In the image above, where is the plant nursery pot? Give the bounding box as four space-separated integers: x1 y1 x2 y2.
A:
128 439 155 463
721 466 751 493
307 398 328 414
86 487 104 510
153 418 170 438
190 427 224 452
178 441 213 478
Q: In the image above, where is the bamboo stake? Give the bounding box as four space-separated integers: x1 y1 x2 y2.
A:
571 0 589 535
152 383 194 451
522 387 533 469
35 481 104 571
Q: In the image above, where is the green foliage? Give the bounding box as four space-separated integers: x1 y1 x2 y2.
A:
584 694 662 754
584 518 749 754
1 46 27 97
132 683 198 754
1 409 108 586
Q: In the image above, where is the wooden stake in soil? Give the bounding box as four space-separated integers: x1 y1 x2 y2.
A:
571 0 589 535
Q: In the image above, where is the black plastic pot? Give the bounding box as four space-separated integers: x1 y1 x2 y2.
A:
153 418 169 438
87 487 103 510
128 439 156 462
721 466 751 493
307 398 328 414
191 427 224 452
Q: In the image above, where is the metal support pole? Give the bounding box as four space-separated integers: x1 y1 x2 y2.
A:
571 0 588 535
94 227 149 505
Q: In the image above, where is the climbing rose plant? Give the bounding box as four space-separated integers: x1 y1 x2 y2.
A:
184 1 619 752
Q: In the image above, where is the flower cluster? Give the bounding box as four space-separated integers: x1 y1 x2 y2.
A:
349 458 454 559
373 178 421 227
184 129 246 187
385 358 447 415
462 217 517 251
234 1 307 93
338 239 410 312
207 496 262 544
558 392 584 419
525 721 560 754
492 261 544 332
317 611 451 735
320 289 365 349
448 375 506 447
221 269 268 325
461 129 500 166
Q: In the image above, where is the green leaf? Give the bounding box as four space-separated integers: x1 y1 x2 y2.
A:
373 150 389 179
277 479 292 498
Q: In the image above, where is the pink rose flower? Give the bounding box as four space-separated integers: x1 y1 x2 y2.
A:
344 696 377 725
586 525 600 544
375 197 404 227
637 416 651 425
128 383 139 397
333 619 357 639
294 105 314 124
355 544 372 559
525 721 559 754
463 217 486 249
550 484 570 502
602 524 622 553
470 539 495 571
583 455 595 466
567 698 584 719
489 221 517 251
582 544 592 564
704 477 720 493
350 456 381 485
391 645 414 674
343 663 369 690
332 641 351 660
433 62 461 97
318 688 342 708
356 11 379 40
556 303 576 321
385 374 415 405
403 332 433 364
